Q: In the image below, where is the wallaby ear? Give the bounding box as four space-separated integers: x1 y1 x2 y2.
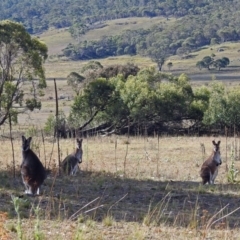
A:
217 140 221 145
22 135 26 141
212 140 216 145
27 137 32 144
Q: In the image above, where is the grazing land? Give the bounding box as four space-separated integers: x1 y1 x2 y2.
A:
1 135 240 239
2 17 240 240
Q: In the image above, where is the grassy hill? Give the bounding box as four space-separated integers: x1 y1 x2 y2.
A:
39 17 170 78
39 19 240 81
38 17 175 56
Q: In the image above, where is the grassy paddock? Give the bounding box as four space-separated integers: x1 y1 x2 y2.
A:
1 135 240 239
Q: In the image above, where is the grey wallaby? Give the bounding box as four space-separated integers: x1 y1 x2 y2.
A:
200 140 222 185
21 135 46 195
61 138 83 175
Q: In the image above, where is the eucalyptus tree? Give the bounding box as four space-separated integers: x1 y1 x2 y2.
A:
225 88 240 128
0 20 48 125
147 46 169 71
167 62 173 70
196 61 206 70
203 83 240 129
189 86 210 121
213 57 230 70
202 56 213 70
68 67 197 134
81 61 103 73
196 56 214 70
202 82 227 127
155 73 194 121
68 78 116 129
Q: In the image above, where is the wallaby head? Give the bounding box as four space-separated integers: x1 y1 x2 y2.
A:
212 140 222 166
75 138 83 163
22 136 32 152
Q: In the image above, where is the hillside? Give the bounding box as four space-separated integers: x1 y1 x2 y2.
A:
2 0 240 64
0 0 224 34
42 35 240 81
38 17 171 56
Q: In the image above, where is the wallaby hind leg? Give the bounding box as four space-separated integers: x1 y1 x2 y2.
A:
71 164 79 175
36 188 40 195
209 171 214 184
24 186 33 195
24 182 33 195
22 176 31 194
25 188 31 194
212 169 218 184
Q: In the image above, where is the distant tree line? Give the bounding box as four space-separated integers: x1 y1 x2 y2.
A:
61 0 240 64
0 0 226 34
1 0 239 67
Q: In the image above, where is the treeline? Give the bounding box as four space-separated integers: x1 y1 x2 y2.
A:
0 0 235 34
1 0 239 63
47 63 240 137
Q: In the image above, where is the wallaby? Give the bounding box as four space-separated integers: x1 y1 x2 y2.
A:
200 140 222 185
21 136 46 195
61 138 83 175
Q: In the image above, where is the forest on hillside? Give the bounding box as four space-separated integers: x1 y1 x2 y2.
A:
0 0 228 33
1 0 239 63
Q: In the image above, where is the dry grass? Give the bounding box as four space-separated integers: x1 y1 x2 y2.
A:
79 17 176 41
1 134 240 239
43 42 240 81
36 28 77 56
43 55 155 79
